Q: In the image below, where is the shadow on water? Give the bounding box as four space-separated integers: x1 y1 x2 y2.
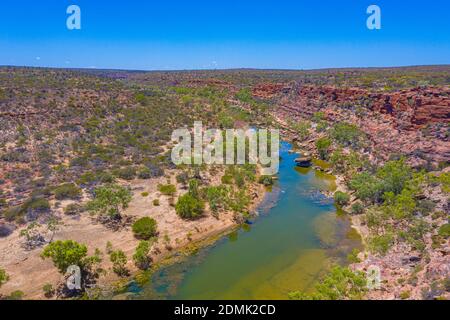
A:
128 142 361 300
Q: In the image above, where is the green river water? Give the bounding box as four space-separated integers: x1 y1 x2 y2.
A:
128 142 361 300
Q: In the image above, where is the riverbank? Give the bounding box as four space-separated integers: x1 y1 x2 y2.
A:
0 166 267 299
276 117 450 300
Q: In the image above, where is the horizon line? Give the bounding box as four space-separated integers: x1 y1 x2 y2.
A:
1 64 449 73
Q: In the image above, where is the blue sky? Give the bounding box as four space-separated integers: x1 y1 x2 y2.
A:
0 0 449 70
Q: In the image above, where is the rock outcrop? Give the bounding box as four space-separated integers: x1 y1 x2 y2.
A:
255 83 450 165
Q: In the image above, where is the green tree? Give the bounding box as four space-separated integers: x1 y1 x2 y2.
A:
349 172 384 204
110 250 128 276
293 120 311 141
382 189 416 219
87 184 132 220
376 158 412 195
331 123 365 148
133 241 151 270
175 194 204 219
205 186 227 216
41 240 88 273
316 137 332 160
132 217 158 240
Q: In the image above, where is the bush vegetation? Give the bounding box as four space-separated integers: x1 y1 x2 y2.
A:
175 193 204 219
334 191 350 207
132 217 158 240
316 137 331 160
87 184 132 220
289 266 367 300
158 184 176 196
110 250 128 276
133 241 151 270
41 240 88 273
53 183 82 200
0 268 9 287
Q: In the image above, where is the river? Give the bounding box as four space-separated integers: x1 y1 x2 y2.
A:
128 141 361 300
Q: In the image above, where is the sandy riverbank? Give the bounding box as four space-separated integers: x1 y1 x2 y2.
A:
0 169 267 299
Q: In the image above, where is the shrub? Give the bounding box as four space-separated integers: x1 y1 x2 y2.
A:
369 234 394 255
132 217 157 240
3 206 23 222
158 184 176 196
43 283 55 298
77 171 97 186
137 167 152 179
0 268 9 287
26 197 51 212
113 167 136 180
18 197 51 222
312 112 326 122
292 121 311 141
334 191 350 207
135 93 147 105
437 172 450 193
400 291 411 300
153 199 160 206
97 171 115 184
258 175 274 186
347 248 361 263
288 266 367 300
438 224 450 237
382 189 416 219
349 172 384 204
64 203 83 215
235 88 253 103
188 179 200 198
221 175 233 184
331 123 365 148
8 290 24 300
376 158 412 195
141 192 149 197
133 241 151 270
351 202 364 215
41 240 88 273
316 137 332 160
176 172 189 185
175 194 204 219
53 183 81 200
87 184 132 219
205 186 227 216
415 199 436 216
110 250 128 276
